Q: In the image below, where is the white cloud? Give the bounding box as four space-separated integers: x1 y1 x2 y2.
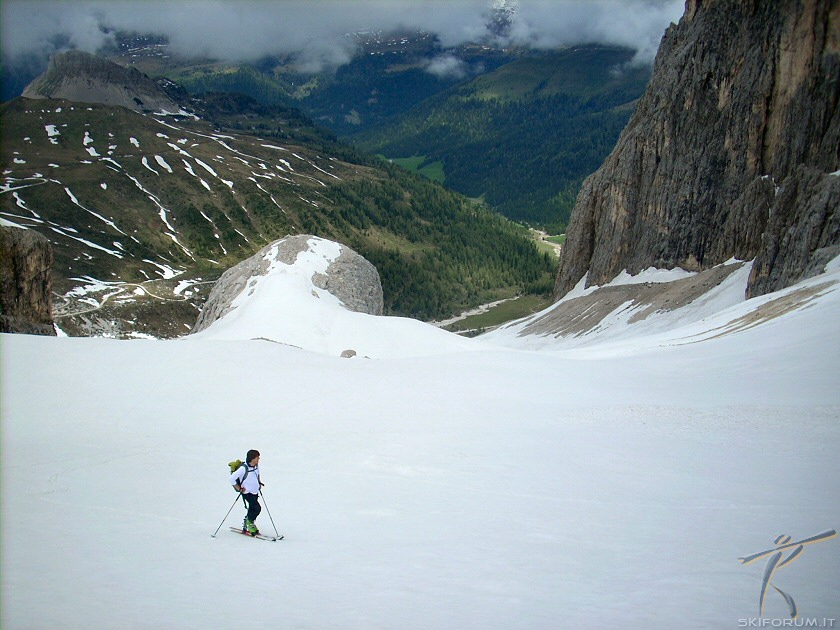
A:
508 0 684 65
424 53 469 80
1 0 685 73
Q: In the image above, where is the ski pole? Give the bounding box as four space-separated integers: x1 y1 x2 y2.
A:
259 487 281 538
211 494 241 538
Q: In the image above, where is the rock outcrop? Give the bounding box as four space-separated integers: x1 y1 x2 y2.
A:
554 0 840 301
191 235 383 334
0 226 56 335
22 50 183 113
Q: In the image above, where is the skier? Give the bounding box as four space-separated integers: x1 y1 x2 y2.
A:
230 449 262 534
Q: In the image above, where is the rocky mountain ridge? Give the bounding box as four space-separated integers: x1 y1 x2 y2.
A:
22 50 183 114
554 0 840 301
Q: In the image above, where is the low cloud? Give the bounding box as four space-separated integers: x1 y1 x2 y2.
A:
1 0 685 78
507 0 684 65
424 53 469 80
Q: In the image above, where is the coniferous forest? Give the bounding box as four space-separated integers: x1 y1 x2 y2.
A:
352 92 639 232
323 163 556 319
346 46 651 233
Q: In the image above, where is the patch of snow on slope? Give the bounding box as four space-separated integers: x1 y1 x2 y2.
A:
182 159 197 178
0 217 27 228
609 266 696 286
141 157 159 175
167 142 192 158
12 192 38 217
195 158 234 189
44 125 60 144
49 225 123 258
122 173 193 260
63 187 127 236
194 158 219 178
154 155 173 173
141 259 184 280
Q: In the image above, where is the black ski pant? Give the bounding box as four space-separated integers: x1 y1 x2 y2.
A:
243 492 261 523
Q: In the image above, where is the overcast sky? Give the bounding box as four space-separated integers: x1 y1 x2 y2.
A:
1 0 685 74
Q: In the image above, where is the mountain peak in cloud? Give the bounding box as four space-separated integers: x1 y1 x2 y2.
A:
486 0 520 40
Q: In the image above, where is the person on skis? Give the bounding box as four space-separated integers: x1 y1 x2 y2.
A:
231 449 263 534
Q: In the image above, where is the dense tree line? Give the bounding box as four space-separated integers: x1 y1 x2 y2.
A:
177 66 290 106
321 166 556 319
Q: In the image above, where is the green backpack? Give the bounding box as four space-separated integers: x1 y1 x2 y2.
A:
229 459 251 503
228 459 252 484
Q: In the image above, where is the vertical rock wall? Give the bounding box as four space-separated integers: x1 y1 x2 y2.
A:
554 0 840 300
0 226 56 335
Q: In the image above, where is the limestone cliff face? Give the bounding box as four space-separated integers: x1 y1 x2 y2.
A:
0 226 56 335
22 50 182 113
554 0 840 300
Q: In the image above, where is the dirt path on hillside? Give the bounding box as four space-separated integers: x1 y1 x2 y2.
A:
532 229 563 257
431 298 513 328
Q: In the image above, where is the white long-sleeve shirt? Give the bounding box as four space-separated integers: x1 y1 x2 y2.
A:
230 463 260 494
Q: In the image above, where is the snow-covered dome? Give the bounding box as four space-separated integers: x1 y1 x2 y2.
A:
189 234 475 358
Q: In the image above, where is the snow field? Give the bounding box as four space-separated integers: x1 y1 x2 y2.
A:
2 329 838 628
3 253 840 628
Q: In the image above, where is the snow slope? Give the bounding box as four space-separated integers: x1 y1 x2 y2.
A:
483 259 755 352
2 258 839 629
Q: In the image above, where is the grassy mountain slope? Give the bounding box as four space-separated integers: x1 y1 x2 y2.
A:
7 34 651 235
1 96 553 338
348 46 651 231
99 36 648 232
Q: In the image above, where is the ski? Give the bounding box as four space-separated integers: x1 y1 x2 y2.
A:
229 526 283 541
